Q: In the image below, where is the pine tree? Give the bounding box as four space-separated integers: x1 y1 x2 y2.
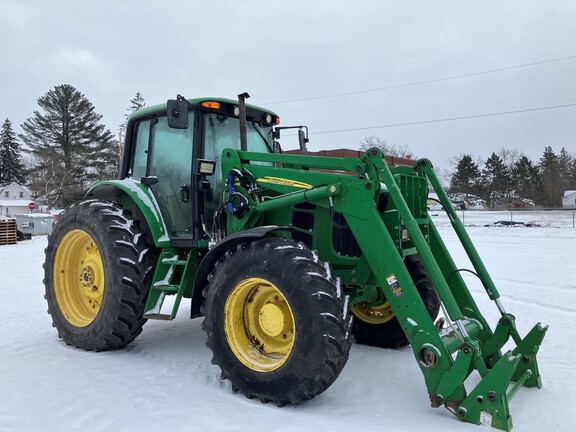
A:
538 146 562 207
511 156 540 202
557 147 574 193
19 84 117 207
481 153 511 208
120 92 146 131
0 118 25 184
450 155 481 196
570 158 576 190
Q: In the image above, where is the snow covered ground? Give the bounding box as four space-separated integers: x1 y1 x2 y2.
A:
1 211 574 431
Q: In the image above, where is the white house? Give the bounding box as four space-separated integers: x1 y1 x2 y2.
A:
0 182 34 217
563 190 576 209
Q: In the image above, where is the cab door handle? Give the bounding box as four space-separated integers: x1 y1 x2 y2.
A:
180 185 190 202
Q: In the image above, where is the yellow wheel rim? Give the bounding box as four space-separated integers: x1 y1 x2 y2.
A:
351 301 395 325
224 277 295 372
53 229 105 327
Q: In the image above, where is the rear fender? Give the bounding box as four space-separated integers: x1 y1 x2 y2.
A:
86 179 171 248
190 226 292 318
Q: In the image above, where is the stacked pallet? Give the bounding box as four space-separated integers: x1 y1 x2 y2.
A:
0 217 17 245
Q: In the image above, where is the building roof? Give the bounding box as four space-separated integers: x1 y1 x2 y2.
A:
564 190 576 198
0 199 33 207
0 182 32 195
284 148 415 166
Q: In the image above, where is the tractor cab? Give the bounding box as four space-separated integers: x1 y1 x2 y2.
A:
120 96 279 245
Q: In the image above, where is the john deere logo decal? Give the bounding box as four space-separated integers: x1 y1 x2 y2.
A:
257 176 312 189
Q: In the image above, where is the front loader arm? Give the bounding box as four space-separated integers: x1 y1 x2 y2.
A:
219 147 547 431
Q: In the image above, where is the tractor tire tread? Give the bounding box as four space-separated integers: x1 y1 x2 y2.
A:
202 237 352 406
44 199 155 351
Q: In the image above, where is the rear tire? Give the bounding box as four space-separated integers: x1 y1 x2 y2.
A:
202 237 352 406
351 255 440 348
44 200 155 351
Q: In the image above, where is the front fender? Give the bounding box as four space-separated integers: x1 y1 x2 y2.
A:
86 178 171 248
190 226 292 318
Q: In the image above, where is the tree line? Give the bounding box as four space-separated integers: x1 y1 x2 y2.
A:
450 148 576 208
0 85 145 208
355 136 575 208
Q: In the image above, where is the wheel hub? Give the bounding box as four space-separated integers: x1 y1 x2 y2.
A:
80 266 94 287
224 277 295 372
259 303 285 337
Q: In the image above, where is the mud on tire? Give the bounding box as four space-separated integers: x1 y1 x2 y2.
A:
202 237 353 406
44 199 155 351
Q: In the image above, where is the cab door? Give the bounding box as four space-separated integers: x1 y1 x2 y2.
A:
130 114 194 240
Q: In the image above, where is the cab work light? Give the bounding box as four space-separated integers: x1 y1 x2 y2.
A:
201 101 221 110
198 159 216 176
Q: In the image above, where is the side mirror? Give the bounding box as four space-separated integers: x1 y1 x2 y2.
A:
273 125 309 151
167 98 189 129
298 129 308 152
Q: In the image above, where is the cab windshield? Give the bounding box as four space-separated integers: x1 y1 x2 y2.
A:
204 113 273 155
203 113 273 224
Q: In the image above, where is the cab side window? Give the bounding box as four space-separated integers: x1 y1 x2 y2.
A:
130 120 150 178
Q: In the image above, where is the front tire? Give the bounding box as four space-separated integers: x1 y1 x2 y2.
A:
44 200 155 351
202 237 352 406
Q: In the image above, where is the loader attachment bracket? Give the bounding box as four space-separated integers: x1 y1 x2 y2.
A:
510 322 548 388
453 322 548 431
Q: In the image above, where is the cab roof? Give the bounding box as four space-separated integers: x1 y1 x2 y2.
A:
128 96 279 122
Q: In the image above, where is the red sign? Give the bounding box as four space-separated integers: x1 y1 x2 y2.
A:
28 202 36 210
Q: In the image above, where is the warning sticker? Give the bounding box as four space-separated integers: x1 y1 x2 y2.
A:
386 274 403 298
480 411 493 426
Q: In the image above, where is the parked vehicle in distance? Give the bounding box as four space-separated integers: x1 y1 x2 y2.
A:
48 209 65 222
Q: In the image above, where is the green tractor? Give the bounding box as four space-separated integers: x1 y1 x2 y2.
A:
44 93 547 430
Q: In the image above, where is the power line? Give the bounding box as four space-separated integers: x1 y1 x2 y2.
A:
310 103 576 136
263 55 576 106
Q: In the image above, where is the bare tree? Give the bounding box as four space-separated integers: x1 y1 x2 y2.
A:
359 136 415 158
497 147 524 172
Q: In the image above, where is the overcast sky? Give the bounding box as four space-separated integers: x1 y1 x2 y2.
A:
2 0 575 173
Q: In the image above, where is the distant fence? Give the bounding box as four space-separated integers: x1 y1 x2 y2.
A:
455 208 576 228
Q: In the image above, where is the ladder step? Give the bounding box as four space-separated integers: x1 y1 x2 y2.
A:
152 283 179 292
161 258 187 266
143 313 172 321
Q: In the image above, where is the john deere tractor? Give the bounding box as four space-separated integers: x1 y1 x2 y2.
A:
44 93 547 430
